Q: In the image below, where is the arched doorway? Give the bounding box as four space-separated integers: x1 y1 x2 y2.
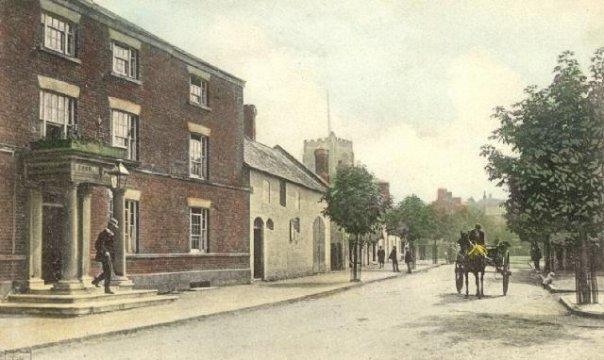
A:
253 218 264 280
313 217 326 273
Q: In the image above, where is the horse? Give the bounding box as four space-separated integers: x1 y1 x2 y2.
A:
457 231 486 298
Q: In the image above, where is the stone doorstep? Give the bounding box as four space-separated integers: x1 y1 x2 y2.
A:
6 289 159 304
0 295 177 316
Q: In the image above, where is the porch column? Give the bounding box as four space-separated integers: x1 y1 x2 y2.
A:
79 185 93 287
53 182 85 292
26 187 45 290
112 188 133 287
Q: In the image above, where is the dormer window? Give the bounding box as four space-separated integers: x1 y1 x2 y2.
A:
41 13 76 57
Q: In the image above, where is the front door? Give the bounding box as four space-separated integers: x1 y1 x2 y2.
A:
253 218 264 279
42 205 64 283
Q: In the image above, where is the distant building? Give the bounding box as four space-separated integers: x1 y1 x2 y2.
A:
476 192 506 223
431 188 463 214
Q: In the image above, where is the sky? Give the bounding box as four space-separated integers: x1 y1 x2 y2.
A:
95 0 604 203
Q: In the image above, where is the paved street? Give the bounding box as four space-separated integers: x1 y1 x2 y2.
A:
30 263 604 360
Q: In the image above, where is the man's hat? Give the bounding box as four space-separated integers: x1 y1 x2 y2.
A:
109 218 119 228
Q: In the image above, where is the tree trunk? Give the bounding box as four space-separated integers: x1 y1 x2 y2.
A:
351 236 359 282
575 234 593 304
543 236 553 273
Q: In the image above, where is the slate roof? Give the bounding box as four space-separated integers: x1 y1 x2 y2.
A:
244 139 327 193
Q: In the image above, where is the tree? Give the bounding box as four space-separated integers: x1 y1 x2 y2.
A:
483 50 604 304
322 165 388 281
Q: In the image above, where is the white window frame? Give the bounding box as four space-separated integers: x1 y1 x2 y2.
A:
125 199 139 254
190 207 209 253
189 76 208 106
39 90 75 139
111 109 138 160
41 12 76 57
112 42 138 79
189 133 208 179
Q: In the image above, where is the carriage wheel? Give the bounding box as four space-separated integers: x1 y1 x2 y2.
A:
502 252 510 296
455 263 464 293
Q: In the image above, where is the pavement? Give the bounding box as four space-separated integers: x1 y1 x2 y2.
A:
0 261 442 355
25 260 604 360
529 262 604 319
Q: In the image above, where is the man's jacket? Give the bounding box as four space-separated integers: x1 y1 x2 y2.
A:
95 229 115 262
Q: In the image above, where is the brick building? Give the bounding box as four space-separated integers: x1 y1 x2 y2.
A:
0 0 250 297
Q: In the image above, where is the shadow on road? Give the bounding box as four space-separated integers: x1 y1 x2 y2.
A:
435 293 506 306
407 312 586 347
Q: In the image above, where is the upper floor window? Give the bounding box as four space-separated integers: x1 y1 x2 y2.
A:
39 90 75 139
41 13 76 57
279 180 287 207
189 134 208 179
112 42 138 79
111 110 138 160
190 76 208 107
190 207 209 253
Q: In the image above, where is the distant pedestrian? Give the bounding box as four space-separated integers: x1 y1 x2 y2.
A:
404 246 414 273
530 242 542 271
377 246 385 268
92 218 118 294
388 247 399 272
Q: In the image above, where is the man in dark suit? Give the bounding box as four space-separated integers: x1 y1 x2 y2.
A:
469 224 485 246
388 246 399 272
92 218 118 294
377 246 386 268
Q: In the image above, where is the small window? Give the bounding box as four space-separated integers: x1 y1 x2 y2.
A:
125 200 139 253
189 134 209 179
39 90 76 139
289 218 300 243
262 180 271 204
279 180 287 207
111 110 138 160
190 207 209 252
41 13 76 57
112 42 138 79
190 76 208 106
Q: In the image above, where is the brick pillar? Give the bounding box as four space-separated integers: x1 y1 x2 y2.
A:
244 104 257 140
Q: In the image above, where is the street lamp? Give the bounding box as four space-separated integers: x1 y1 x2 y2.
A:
109 161 129 190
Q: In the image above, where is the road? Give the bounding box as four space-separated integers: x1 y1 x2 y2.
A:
31 263 604 360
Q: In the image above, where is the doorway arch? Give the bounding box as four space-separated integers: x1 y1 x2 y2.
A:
253 217 264 280
313 217 326 273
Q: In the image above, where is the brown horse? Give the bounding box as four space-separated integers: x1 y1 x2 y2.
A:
457 231 486 298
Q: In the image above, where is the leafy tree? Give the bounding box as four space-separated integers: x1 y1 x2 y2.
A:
483 49 604 304
322 165 388 281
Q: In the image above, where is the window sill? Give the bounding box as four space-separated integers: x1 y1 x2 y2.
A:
110 72 143 85
38 46 82 65
189 174 208 182
188 100 212 112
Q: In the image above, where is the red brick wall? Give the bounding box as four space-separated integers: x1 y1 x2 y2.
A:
0 0 250 286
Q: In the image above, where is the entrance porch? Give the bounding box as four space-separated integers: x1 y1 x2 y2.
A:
0 139 176 316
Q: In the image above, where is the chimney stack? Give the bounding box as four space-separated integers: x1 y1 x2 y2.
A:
243 104 257 140
314 148 329 182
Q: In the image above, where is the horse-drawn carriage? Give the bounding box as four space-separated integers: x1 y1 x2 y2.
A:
454 231 511 297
